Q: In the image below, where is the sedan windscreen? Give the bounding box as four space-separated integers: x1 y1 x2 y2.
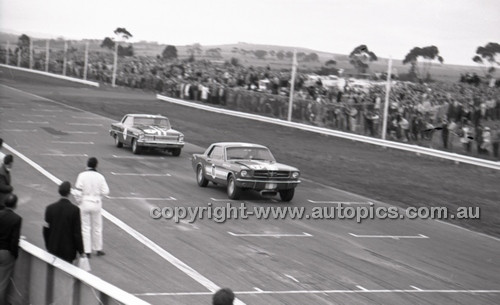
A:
134 117 171 129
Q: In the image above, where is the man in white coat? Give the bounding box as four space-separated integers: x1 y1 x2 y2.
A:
73 157 109 257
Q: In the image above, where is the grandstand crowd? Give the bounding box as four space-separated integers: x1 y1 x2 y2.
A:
4 48 500 160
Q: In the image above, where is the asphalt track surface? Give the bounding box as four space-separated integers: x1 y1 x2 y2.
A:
1 71 499 304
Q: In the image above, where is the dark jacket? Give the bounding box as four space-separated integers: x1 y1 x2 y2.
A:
0 164 13 209
0 208 22 258
43 198 84 262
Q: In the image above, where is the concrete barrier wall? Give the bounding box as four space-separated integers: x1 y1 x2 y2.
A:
7 240 150 305
0 64 100 87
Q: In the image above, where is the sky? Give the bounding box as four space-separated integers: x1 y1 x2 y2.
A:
0 0 499 66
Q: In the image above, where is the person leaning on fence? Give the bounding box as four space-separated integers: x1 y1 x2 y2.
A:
43 181 85 263
0 155 14 210
0 194 22 304
212 288 235 305
73 157 110 257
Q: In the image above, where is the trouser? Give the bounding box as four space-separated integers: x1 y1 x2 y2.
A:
0 250 15 304
80 201 103 253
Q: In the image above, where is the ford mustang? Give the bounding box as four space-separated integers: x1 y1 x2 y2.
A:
110 114 184 155
192 142 300 201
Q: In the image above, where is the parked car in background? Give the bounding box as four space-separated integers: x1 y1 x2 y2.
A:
110 114 184 155
192 142 300 201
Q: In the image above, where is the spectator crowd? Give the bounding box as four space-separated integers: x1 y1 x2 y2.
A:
4 47 500 159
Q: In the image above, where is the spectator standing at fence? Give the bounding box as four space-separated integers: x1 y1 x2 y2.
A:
73 157 110 257
43 181 85 263
461 121 472 153
480 127 492 156
0 194 21 304
212 288 235 305
440 117 450 149
491 124 500 159
0 155 14 210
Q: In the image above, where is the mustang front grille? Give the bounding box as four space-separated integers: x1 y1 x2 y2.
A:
253 170 290 179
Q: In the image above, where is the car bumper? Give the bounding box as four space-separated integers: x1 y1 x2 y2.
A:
235 179 300 190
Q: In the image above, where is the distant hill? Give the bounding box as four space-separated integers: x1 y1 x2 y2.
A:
1 32 486 83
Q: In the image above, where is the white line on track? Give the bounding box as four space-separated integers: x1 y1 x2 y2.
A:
107 196 177 201
21 114 56 117
8 120 48 124
4 142 247 305
65 131 98 134
308 200 372 205
228 232 312 237
2 129 38 132
67 123 103 126
40 153 88 157
112 155 165 160
71 116 105 120
410 285 423 291
210 198 237 202
110 172 171 177
356 285 368 291
51 141 94 144
284 274 300 283
349 233 429 239
32 108 63 112
254 287 264 292
135 288 500 296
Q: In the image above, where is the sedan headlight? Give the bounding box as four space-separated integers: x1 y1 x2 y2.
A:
138 134 145 141
178 135 184 142
241 170 248 177
292 171 300 179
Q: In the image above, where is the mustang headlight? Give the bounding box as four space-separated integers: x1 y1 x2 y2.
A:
138 134 145 141
292 171 300 179
178 135 184 142
241 170 248 177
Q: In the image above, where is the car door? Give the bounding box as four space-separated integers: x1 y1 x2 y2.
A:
205 145 224 183
121 116 134 146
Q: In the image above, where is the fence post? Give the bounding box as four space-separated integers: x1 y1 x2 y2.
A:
83 41 89 80
63 41 68 76
29 39 33 69
45 40 50 72
6 41 9 65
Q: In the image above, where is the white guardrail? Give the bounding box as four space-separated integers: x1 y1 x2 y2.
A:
7 239 150 305
157 94 500 171
0 64 100 87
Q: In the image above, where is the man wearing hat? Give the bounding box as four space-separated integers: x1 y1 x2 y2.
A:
43 181 85 263
0 154 14 210
74 157 110 257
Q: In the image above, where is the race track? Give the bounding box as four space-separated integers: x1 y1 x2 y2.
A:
1 72 499 304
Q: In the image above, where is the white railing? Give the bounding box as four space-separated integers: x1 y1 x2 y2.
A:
0 64 100 87
7 239 150 305
156 94 500 171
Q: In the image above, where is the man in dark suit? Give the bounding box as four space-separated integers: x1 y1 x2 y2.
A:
0 154 14 210
0 194 22 304
43 181 85 263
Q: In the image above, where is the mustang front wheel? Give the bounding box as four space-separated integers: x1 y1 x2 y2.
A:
197 165 209 187
279 189 295 202
227 175 241 200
